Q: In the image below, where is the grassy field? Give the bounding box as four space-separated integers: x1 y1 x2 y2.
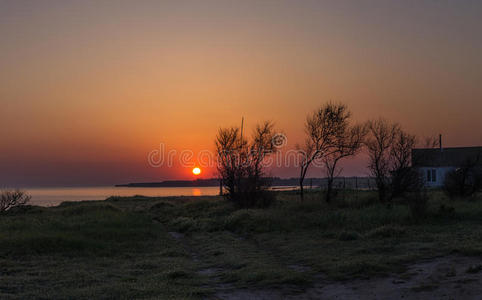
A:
0 190 481 299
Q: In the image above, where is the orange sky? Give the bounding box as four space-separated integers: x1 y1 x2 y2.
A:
1 1 481 186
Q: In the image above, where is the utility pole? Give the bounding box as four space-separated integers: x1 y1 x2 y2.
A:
240 117 244 142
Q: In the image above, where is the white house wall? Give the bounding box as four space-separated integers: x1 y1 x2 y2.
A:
418 167 456 187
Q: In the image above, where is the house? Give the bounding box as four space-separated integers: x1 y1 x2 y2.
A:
412 144 482 187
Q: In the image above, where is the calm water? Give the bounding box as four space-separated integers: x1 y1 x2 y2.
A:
26 186 220 207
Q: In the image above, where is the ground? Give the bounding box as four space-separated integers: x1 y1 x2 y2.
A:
214 255 482 299
0 190 481 299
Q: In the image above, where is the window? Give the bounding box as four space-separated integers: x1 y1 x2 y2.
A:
426 169 437 182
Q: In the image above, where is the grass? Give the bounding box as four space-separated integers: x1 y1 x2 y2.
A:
0 190 481 298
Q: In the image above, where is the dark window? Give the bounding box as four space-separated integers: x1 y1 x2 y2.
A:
432 169 437 182
427 170 431 182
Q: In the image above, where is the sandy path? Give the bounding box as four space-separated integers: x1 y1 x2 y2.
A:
214 255 482 300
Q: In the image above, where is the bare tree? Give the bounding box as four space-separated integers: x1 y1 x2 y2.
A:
297 138 317 201
216 126 245 198
423 136 440 149
365 118 400 202
390 129 418 199
298 103 351 201
216 121 277 208
248 121 276 181
323 123 367 203
1 190 31 212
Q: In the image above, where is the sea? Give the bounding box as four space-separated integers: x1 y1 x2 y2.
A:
24 186 221 207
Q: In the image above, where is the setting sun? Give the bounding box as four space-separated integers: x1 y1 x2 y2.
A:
192 167 201 176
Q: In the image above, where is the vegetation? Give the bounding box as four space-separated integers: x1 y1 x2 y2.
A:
0 190 31 212
444 156 482 198
295 102 419 204
365 118 424 204
1 191 481 299
215 121 277 208
323 121 366 203
389 127 418 199
365 118 400 202
297 102 358 201
3 103 479 298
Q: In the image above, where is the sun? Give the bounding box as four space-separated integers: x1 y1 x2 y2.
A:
192 167 201 176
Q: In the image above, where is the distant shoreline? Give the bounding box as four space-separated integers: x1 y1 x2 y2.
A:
115 178 221 188
115 177 375 188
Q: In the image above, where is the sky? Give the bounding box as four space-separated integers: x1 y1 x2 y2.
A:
1 0 482 187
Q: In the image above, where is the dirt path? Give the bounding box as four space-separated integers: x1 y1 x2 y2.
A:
214 255 482 300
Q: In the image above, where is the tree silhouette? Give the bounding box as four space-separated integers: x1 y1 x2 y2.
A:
365 118 399 202
298 102 351 201
1 190 31 212
323 123 367 202
215 121 277 208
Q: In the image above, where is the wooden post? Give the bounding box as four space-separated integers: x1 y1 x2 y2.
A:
219 179 223 195
355 176 358 201
343 177 346 201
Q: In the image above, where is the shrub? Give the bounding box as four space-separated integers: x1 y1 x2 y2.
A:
438 204 455 216
229 188 276 209
444 164 482 199
407 190 429 220
338 231 361 241
223 210 254 233
170 217 197 233
149 201 175 212
4 205 44 215
222 209 280 233
392 167 429 219
167 270 192 279
466 264 482 274
366 225 406 238
0 189 31 212
215 121 278 208
59 203 120 216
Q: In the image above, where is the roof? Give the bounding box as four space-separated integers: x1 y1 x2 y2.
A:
412 147 482 167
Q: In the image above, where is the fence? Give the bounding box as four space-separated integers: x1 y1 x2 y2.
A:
309 177 378 191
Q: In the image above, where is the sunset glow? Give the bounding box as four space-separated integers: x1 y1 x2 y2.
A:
1 1 481 187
